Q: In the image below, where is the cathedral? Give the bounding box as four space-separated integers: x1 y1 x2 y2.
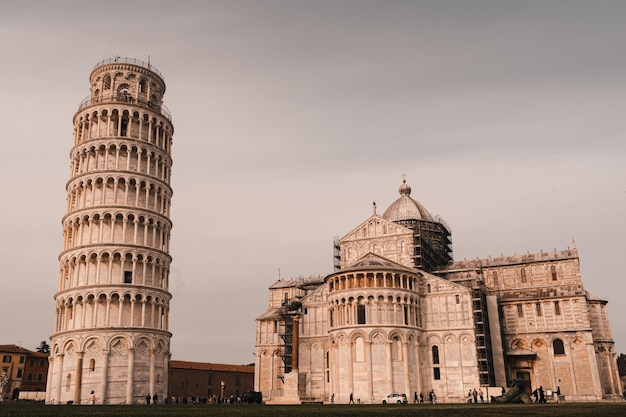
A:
254 178 622 404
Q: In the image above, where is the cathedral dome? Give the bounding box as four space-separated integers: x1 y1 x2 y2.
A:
382 178 434 222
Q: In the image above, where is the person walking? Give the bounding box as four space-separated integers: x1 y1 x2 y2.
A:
349 392 354 404
88 391 97 405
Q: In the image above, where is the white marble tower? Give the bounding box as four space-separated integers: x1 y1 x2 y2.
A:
46 57 174 405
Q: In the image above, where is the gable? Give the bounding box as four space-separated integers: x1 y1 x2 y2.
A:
339 215 411 243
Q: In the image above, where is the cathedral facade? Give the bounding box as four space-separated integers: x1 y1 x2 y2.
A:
47 57 174 404
254 179 621 404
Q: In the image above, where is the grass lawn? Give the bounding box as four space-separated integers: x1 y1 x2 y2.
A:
1 402 625 417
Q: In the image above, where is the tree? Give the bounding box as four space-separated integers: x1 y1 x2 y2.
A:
36 340 50 354
617 353 626 377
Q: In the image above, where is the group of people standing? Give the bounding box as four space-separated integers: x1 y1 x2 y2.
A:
145 393 159 404
412 390 437 404
466 388 485 403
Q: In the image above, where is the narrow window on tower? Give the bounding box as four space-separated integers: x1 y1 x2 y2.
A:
124 271 132 284
553 338 565 355
554 301 561 316
326 351 330 383
517 304 524 318
551 265 557 281
431 345 440 365
404 306 409 325
120 118 128 136
455 294 460 304
89 358 95 371
536 302 542 317
357 304 366 324
493 271 499 286
520 268 527 283
103 74 111 90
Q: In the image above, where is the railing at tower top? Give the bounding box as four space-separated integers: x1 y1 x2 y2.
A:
77 95 172 122
93 56 164 81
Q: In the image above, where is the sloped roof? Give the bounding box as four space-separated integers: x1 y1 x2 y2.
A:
585 290 607 302
0 344 38 355
170 360 254 373
337 252 416 274
506 347 537 356
256 307 283 321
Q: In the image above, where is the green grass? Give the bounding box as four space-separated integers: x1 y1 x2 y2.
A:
1 402 625 417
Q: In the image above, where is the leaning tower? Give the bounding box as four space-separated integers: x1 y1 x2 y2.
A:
46 57 174 405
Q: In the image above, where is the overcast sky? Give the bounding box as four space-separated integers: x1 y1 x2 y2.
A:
0 1 624 365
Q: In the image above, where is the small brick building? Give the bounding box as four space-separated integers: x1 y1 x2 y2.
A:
168 360 254 400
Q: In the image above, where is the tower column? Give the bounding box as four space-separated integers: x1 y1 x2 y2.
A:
149 349 156 396
100 349 109 404
385 341 393 394
74 351 84 404
126 348 135 404
54 353 64 404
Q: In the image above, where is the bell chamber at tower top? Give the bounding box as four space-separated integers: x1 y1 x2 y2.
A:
74 57 173 148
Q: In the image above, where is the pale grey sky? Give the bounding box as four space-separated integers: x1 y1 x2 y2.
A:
0 1 624 364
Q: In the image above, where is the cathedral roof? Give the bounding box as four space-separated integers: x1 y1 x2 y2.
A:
338 252 416 274
381 178 434 222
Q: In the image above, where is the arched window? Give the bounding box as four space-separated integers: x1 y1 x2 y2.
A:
103 74 111 90
431 345 440 380
357 304 366 325
355 337 365 362
431 345 440 365
391 336 402 361
553 338 565 355
89 358 95 371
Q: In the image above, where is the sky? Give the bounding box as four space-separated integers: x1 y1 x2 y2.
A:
0 1 624 365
